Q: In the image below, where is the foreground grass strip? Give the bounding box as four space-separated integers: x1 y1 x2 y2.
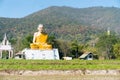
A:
0 59 120 70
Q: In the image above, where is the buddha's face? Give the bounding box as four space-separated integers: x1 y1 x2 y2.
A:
38 25 43 32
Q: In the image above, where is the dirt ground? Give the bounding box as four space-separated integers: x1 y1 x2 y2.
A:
0 70 120 80
0 75 120 80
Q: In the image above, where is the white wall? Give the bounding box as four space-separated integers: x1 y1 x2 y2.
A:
22 49 60 60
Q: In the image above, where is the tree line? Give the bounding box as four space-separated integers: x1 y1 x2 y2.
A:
9 31 120 60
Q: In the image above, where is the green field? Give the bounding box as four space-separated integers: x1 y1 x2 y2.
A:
0 59 120 70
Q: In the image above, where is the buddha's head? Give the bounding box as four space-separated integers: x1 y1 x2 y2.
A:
37 24 43 32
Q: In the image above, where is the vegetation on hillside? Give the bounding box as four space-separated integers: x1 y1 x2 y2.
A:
0 6 120 59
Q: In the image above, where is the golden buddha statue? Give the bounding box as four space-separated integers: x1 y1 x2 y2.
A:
30 24 52 50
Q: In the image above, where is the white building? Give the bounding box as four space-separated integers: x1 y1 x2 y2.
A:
15 48 60 60
0 33 14 59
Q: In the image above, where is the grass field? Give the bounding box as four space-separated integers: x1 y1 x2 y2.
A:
0 59 120 70
0 59 120 80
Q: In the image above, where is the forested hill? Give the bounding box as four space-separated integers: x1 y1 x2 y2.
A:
25 6 120 29
0 6 120 42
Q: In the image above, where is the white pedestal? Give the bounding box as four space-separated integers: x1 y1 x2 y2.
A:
22 49 60 60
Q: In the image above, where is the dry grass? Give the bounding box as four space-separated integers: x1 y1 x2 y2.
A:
0 75 120 80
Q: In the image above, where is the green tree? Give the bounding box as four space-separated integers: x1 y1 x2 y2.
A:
70 40 79 58
70 40 85 58
96 32 118 59
47 34 56 48
21 35 33 49
113 43 120 59
55 40 70 58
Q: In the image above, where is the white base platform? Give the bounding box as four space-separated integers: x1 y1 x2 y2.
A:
21 48 60 60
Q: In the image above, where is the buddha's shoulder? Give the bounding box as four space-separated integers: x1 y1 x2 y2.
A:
34 32 38 35
41 32 48 35
34 32 47 35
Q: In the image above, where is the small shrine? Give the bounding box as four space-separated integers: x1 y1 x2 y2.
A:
0 33 14 59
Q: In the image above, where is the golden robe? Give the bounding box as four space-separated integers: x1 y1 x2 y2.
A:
30 33 52 50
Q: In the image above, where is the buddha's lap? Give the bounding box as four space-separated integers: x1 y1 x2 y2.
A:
30 43 52 49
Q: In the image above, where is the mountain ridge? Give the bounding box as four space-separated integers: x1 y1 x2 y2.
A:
0 6 120 42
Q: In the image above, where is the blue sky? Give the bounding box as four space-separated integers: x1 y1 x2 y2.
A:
0 0 120 18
